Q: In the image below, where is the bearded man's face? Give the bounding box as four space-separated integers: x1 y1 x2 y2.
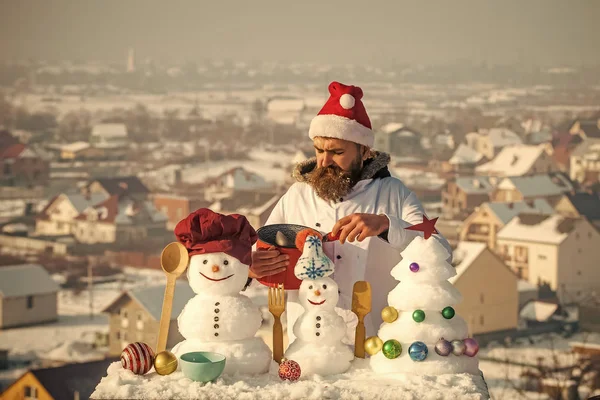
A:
308 137 367 202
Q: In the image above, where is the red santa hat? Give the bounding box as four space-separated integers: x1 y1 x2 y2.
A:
309 81 373 148
174 208 257 266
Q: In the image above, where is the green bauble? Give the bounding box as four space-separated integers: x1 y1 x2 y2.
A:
442 306 455 320
382 339 403 359
412 309 426 323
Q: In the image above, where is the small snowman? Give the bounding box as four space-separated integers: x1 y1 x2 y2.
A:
171 208 271 375
283 229 354 376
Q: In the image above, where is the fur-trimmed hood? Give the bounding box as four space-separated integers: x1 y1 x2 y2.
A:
292 151 391 183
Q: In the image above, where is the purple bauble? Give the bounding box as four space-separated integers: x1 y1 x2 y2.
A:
409 262 420 272
435 338 453 356
463 338 479 357
451 340 466 356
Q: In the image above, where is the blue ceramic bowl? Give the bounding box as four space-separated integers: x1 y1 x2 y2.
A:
179 352 226 382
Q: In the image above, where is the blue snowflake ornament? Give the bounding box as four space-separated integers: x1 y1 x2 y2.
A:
294 235 335 280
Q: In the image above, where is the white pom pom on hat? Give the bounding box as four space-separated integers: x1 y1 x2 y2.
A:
339 93 355 110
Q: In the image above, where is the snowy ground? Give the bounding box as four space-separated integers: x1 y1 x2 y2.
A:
91 358 489 400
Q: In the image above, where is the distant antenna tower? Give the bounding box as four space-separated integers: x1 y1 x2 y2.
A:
127 47 136 72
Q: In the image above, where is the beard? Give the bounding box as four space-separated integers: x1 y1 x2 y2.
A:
307 157 363 202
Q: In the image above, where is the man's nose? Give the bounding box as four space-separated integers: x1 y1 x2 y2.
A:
212 265 220 273
319 154 334 168
314 290 321 296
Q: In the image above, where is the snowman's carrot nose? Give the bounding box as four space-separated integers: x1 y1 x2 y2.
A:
314 290 321 296
212 265 220 273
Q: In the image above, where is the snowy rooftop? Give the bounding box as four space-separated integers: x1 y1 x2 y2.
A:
103 281 195 321
449 241 487 284
481 128 523 148
519 300 558 322
496 174 573 198
61 141 91 153
497 213 578 244
448 144 483 165
485 199 554 224
379 122 405 134
91 123 128 138
476 144 547 176
0 264 60 298
455 176 495 195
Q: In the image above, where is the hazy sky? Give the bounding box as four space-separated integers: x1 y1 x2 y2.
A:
1 0 598 66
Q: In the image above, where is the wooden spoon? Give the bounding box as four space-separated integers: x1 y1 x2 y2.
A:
156 242 189 353
352 281 372 358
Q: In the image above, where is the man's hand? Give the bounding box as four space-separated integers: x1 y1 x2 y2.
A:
331 213 390 244
249 246 290 279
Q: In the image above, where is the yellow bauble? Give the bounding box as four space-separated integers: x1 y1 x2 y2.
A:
154 351 178 375
364 336 384 356
381 306 399 323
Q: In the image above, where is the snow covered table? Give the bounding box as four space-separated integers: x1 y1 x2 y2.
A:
91 359 490 400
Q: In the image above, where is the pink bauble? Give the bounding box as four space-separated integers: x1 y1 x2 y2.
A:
463 338 479 357
121 342 155 375
278 359 301 381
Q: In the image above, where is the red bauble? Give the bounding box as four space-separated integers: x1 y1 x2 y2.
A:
278 359 301 381
121 342 155 375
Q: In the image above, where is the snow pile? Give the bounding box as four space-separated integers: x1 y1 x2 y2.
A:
91 358 489 400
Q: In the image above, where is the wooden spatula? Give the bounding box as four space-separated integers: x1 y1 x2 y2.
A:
352 281 372 358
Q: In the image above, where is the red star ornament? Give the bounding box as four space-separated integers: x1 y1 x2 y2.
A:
405 216 439 239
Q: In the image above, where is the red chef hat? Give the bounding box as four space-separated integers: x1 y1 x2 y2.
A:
174 208 257 265
308 81 373 147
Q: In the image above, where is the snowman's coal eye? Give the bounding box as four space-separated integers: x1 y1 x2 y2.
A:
309 285 313 290
322 284 327 289
223 260 229 265
203 260 208 264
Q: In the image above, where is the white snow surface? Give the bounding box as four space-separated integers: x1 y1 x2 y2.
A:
90 358 489 400
388 280 463 310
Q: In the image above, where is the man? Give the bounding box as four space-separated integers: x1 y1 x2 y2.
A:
249 81 452 339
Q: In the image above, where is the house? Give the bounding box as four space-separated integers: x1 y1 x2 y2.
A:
203 167 276 201
450 241 518 335
554 191 600 230
374 123 423 158
496 213 600 303
85 176 150 201
441 176 495 220
89 123 128 150
569 138 600 185
35 192 109 236
153 193 212 230
72 194 167 245
568 118 600 141
465 128 523 160
475 144 558 177
0 264 59 329
102 282 195 356
490 173 574 205
210 191 282 229
0 131 49 187
459 199 554 249
447 144 484 174
1 358 115 400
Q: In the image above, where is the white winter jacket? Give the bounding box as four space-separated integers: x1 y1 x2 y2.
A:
263 152 452 336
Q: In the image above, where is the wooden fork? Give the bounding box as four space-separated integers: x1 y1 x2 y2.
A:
268 284 285 364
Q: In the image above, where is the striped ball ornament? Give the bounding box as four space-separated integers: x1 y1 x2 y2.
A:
121 342 155 375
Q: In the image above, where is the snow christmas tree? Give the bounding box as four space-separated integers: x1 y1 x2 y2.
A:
368 217 480 375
